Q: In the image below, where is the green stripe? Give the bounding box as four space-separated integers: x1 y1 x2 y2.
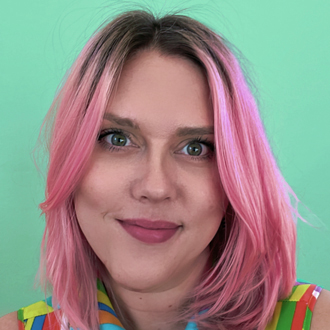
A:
303 307 312 330
275 301 296 329
296 278 312 285
97 278 107 294
17 309 24 322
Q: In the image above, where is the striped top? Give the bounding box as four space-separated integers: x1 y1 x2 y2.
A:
17 280 322 330
265 281 322 330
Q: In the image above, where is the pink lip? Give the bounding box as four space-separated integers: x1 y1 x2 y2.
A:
118 219 181 244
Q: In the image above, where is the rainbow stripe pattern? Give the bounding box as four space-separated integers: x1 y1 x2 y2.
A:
265 281 322 330
17 280 125 330
17 280 322 330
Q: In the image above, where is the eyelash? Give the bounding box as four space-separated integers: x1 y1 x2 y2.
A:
97 128 215 161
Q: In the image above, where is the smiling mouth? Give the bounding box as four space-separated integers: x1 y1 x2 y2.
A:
117 219 181 244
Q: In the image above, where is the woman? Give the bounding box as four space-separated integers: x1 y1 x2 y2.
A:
1 9 329 330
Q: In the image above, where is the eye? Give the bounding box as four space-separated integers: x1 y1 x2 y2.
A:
98 129 134 151
106 132 128 146
184 142 205 156
181 138 214 160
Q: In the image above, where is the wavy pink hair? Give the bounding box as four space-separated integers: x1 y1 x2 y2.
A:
39 9 297 330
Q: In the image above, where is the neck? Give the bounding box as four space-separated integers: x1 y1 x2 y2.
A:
103 251 212 330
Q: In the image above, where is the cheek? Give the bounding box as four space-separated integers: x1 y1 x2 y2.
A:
73 166 120 263
192 164 226 213
75 159 125 213
183 165 226 246
73 174 119 254
203 174 227 234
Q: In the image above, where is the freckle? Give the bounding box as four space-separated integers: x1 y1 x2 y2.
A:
139 297 142 300
168 305 172 308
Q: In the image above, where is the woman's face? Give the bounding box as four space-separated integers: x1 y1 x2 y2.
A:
74 50 227 292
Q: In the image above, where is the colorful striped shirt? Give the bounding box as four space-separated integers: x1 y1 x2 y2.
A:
17 280 322 330
265 281 322 330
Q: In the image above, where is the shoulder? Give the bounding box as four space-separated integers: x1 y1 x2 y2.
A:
311 289 330 330
1 297 57 330
0 312 19 330
267 282 327 330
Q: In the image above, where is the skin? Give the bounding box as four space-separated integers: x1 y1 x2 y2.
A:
1 50 329 329
74 50 227 330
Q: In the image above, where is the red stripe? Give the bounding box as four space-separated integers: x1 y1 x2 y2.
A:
309 295 317 312
42 312 62 330
18 320 25 330
300 284 316 303
290 301 307 330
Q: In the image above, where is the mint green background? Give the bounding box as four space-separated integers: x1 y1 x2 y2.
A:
1 0 329 315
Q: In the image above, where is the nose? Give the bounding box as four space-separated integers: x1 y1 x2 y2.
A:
130 149 177 203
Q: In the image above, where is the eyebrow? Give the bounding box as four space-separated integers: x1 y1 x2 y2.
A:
176 126 214 136
103 113 140 129
103 113 214 136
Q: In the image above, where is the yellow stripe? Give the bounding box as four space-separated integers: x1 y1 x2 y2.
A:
265 301 282 330
97 289 114 309
22 301 54 319
289 284 309 302
25 318 34 330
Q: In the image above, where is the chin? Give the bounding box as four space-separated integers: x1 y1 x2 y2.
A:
108 266 176 293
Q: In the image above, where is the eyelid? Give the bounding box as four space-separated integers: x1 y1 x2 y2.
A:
98 128 131 140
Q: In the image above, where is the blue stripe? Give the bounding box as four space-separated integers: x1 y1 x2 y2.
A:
45 296 53 307
185 320 198 330
31 315 46 330
98 302 117 317
100 324 125 330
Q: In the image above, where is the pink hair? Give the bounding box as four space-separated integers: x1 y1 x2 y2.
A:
39 9 297 330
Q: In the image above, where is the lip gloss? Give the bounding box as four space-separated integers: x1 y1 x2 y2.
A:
118 219 180 244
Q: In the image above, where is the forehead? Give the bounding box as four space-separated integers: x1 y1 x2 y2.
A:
106 50 213 133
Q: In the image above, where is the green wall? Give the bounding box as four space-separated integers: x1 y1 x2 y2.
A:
1 0 329 315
